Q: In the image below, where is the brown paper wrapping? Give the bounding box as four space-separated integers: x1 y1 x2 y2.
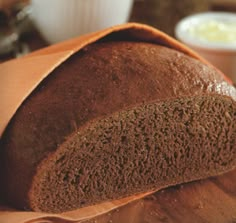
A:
0 23 232 223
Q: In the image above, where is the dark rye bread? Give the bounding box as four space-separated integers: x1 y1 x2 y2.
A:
30 94 236 212
0 41 236 213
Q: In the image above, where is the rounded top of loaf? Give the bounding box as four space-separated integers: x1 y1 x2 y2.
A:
1 22 233 138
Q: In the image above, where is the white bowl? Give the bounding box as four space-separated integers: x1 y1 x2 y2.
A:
175 12 236 83
30 0 134 44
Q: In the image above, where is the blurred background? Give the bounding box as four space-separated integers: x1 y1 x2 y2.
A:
0 0 236 62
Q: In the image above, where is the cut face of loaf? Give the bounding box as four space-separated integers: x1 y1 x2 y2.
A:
30 94 236 212
0 41 236 213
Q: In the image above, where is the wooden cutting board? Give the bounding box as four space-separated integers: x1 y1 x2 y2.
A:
84 169 236 223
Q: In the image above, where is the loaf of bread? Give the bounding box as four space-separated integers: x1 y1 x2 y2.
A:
0 29 236 213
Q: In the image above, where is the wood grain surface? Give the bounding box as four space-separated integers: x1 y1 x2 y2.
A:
83 169 236 223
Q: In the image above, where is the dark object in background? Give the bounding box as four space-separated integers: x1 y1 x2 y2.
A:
0 9 19 60
0 4 31 60
0 10 8 26
211 0 236 12
130 0 210 37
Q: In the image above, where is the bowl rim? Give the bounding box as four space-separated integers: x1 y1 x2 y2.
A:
175 12 236 52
